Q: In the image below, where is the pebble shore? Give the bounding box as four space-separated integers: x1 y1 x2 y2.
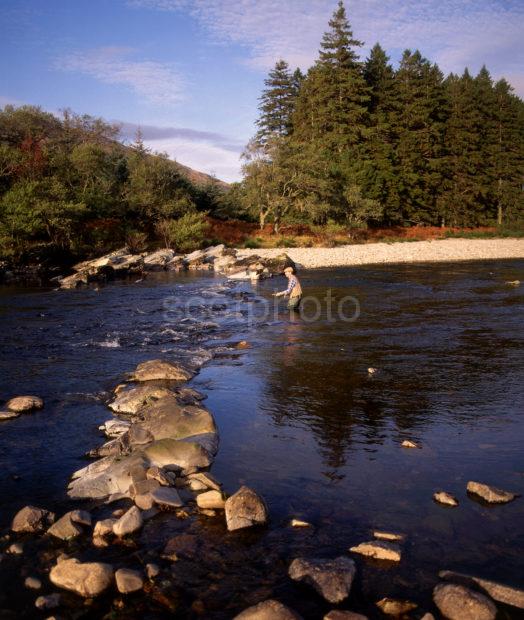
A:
237 238 524 269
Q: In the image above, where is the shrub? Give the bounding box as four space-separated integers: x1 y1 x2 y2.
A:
244 237 261 249
125 230 149 253
157 212 209 253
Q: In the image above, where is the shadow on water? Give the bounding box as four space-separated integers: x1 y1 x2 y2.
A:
0 260 523 618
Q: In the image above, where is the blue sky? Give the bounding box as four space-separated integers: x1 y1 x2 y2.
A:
1 0 523 182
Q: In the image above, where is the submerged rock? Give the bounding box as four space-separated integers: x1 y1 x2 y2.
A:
349 541 401 562
401 439 420 449
0 411 20 420
439 570 524 609
376 597 418 616
35 593 61 610
11 506 55 533
113 506 143 537
467 481 517 503
324 612 368 620
372 530 405 542
234 599 303 619
434 491 459 506
131 359 194 382
49 558 114 598
433 583 496 620
288 557 356 603
6 396 43 412
109 385 175 415
225 486 268 531
115 568 144 593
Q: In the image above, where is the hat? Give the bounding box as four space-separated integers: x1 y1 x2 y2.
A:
283 266 294 274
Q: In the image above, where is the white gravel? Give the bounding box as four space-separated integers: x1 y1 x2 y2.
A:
237 238 524 269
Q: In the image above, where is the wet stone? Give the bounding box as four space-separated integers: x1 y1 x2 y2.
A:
324 612 368 620
35 593 61 610
131 359 194 382
115 568 144 594
225 486 268 531
146 563 160 579
7 542 23 555
439 570 524 609
6 396 43 412
376 597 418 616
151 486 184 508
467 481 517 503
433 583 496 620
350 540 401 562
113 506 143 537
50 558 114 598
372 530 405 542
25 576 42 590
234 599 303 619
47 512 84 541
434 491 459 506
196 490 225 509
288 557 356 604
12 505 55 533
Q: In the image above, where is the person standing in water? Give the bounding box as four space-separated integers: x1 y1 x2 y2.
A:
274 266 302 310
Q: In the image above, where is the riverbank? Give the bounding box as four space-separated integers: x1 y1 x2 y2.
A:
237 238 524 269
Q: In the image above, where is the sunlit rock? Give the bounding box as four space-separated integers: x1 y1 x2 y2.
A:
131 359 194 382
6 396 43 412
113 506 143 537
349 540 401 562
288 557 356 603
225 486 268 531
376 597 417 616
234 599 303 619
467 481 517 503
50 558 114 598
115 568 144 593
12 505 55 533
439 570 524 609
433 583 496 620
109 385 175 415
433 491 459 506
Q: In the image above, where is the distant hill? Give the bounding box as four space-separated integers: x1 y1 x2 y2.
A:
174 161 229 188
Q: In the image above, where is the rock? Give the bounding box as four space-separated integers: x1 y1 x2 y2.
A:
372 530 405 542
12 506 55 533
288 557 356 603
324 612 368 620
150 486 184 508
0 411 20 420
25 576 42 590
401 439 420 449
349 541 401 562
291 519 311 528
376 597 417 616
144 438 212 470
434 491 459 506
420 614 435 620
109 385 175 415
93 518 117 539
196 489 225 509
234 599 303 619
70 509 92 526
35 593 61 610
182 431 219 456
225 486 268 531
188 478 207 491
113 506 143 537
166 255 185 271
146 466 172 486
163 533 199 561
130 478 160 497
131 359 194 382
99 418 131 437
264 253 296 275
115 568 144 593
143 249 175 271
505 280 520 286
146 563 160 579
6 396 43 412
7 542 23 555
467 480 517 503
439 570 524 609
47 512 84 541
187 471 221 490
49 558 114 598
433 583 496 620
134 493 155 510
367 367 377 376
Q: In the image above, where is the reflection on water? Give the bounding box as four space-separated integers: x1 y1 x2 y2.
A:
1 261 523 618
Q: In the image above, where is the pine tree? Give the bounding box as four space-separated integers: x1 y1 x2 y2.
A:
255 60 299 147
393 50 448 224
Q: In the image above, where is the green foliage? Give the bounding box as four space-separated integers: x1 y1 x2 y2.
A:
156 212 209 253
243 237 262 249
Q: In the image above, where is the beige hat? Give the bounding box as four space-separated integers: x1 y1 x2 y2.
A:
284 267 294 274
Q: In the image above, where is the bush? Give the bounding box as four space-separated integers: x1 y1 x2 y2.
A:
244 237 261 249
125 230 149 253
157 212 209 253
275 236 297 248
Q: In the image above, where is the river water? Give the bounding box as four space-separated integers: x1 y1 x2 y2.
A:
0 260 523 618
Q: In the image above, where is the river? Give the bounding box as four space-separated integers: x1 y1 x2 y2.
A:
1 260 523 618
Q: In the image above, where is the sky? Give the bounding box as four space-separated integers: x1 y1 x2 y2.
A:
1 0 523 182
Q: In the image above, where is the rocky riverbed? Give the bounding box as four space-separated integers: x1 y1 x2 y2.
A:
1 260 523 618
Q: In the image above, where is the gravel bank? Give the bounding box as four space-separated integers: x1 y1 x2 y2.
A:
237 238 524 269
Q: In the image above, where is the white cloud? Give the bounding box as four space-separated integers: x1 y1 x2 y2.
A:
129 0 524 95
54 46 185 106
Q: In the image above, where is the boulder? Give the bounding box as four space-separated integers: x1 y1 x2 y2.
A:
264 253 296 274
439 570 524 609
115 568 144 593
93 518 117 539
109 385 175 415
99 418 131 438
150 486 184 508
288 557 356 604
234 599 303 619
225 486 268 531
12 505 55 533
6 396 43 412
143 249 175 271
50 558 114 598
113 506 143 537
433 583 496 620
137 395 216 440
131 359 194 382
134 493 155 510
187 471 221 491
434 491 459 506
196 490 225 509
376 598 417 616
0 410 20 420
349 541 401 562
174 386 206 405
144 438 212 470
47 512 84 541
467 481 517 503
166 255 185 271
146 465 173 486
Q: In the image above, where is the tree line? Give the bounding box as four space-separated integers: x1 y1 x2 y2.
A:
239 1 524 231
0 106 224 263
